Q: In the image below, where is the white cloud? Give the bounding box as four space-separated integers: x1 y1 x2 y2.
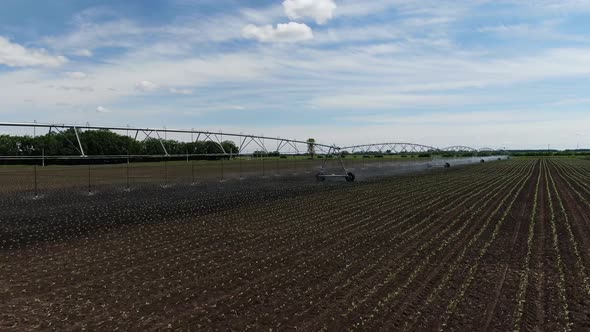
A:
340 110 564 125
0 52 272 115
215 108 590 150
335 0 468 19
361 43 404 55
74 49 93 57
45 13 249 54
135 80 158 92
332 1 389 17
0 36 67 67
240 5 285 25
314 24 403 44
533 0 590 12
242 22 313 43
43 20 144 52
548 97 590 106
283 0 337 24
64 71 88 79
6 1 590 150
477 21 590 43
478 24 528 34
57 86 93 92
314 94 489 109
169 87 193 95
96 106 111 113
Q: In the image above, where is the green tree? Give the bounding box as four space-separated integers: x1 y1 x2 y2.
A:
0 129 239 158
221 140 239 154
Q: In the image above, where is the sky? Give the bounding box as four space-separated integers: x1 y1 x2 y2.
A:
1 0 590 149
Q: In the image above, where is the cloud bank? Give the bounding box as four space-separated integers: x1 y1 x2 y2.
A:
64 71 88 79
135 80 158 92
96 106 111 113
283 0 337 24
0 36 67 67
242 22 313 43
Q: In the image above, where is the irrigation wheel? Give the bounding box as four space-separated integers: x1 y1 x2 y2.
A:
345 172 355 182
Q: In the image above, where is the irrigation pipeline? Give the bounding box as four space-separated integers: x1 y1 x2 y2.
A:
0 153 258 160
0 121 334 149
0 121 508 159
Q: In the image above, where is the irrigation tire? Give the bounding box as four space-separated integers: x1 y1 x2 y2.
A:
346 172 355 182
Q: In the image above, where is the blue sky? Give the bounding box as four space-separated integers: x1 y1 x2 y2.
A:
1 0 590 149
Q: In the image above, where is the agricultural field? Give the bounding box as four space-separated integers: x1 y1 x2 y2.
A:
1 158 590 330
0 156 436 194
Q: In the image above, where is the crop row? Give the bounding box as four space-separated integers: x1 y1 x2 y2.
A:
344 160 534 330
512 159 544 331
0 161 514 329
0 166 486 328
167 162 519 329
547 160 590 297
7 158 590 330
396 159 536 330
437 160 538 329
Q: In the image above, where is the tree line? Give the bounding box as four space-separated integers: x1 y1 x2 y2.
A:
0 129 239 156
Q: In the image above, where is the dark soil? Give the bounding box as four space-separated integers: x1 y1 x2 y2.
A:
1 158 588 331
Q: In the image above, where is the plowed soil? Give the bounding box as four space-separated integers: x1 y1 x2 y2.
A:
1 158 590 331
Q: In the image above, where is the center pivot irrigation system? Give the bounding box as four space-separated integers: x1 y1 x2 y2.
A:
0 122 506 182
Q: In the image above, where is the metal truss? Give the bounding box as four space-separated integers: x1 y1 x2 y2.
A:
340 142 438 154
480 147 510 155
0 122 334 157
479 148 499 153
340 143 504 155
0 121 506 158
440 146 479 153
442 146 505 153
